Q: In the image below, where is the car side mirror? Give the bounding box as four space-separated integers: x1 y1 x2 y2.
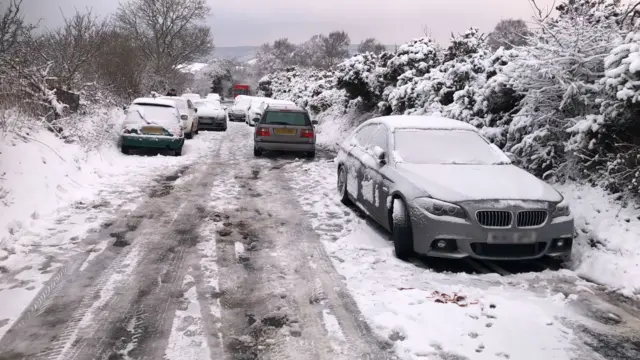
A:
223 106 228 110
194 108 198 113
373 146 386 165
311 120 319 125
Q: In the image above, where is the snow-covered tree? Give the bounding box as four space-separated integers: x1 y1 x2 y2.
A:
487 19 531 51
358 38 387 54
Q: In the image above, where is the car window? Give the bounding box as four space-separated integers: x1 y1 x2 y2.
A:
353 124 376 147
368 125 388 152
262 111 310 126
394 129 507 165
127 104 180 127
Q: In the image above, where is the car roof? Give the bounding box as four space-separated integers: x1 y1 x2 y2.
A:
132 97 177 108
368 115 478 132
265 103 306 112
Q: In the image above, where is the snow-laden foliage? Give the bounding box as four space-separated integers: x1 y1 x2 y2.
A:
260 0 640 196
505 3 622 180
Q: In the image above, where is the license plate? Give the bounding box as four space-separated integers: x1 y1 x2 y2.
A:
487 231 537 244
200 118 212 123
141 126 164 135
274 128 296 135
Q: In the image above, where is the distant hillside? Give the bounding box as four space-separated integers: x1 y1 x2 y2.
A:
212 46 258 62
209 44 397 63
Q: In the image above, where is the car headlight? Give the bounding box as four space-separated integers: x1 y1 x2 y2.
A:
414 197 467 219
552 200 571 218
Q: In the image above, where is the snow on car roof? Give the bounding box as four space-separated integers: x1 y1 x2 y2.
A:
370 115 478 132
132 97 177 108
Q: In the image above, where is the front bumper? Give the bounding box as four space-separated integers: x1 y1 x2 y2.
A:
121 134 184 150
408 201 574 261
254 140 315 152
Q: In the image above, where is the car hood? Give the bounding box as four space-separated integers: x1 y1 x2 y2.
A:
198 108 225 117
395 163 562 203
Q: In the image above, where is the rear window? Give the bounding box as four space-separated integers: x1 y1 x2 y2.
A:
126 104 179 127
262 111 310 126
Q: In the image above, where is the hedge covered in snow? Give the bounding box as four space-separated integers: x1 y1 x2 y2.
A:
259 0 640 195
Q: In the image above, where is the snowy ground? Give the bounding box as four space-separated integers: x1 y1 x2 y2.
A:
0 120 639 359
284 158 640 360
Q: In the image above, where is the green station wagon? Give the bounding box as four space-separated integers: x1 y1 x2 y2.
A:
120 98 185 156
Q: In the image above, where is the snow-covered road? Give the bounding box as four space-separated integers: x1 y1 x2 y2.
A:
0 122 639 359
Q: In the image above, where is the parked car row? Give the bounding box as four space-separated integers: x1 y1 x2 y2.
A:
227 95 296 126
119 92 227 156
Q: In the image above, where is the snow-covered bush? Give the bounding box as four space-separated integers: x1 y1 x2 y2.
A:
335 52 387 109
504 2 621 180
386 28 490 117
383 37 441 83
259 67 349 116
573 30 640 193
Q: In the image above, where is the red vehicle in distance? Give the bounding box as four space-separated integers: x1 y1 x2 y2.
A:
232 84 249 98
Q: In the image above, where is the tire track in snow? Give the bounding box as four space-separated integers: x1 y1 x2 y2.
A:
85 133 229 360
164 271 211 360
248 157 394 360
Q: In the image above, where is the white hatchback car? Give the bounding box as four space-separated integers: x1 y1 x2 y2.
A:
161 96 199 139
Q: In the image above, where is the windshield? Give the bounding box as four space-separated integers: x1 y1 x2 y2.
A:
126 104 179 127
262 111 310 126
394 129 507 165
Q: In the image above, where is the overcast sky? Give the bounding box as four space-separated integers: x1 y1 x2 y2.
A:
21 0 558 47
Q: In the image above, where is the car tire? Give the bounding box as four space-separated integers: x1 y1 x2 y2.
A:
337 165 352 206
185 131 193 139
121 145 130 155
391 198 414 261
306 151 315 158
194 127 199 135
253 147 262 157
174 147 182 156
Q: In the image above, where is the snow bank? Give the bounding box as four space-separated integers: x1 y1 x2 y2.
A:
558 183 640 297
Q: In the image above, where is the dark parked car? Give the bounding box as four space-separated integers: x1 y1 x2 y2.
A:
253 104 319 158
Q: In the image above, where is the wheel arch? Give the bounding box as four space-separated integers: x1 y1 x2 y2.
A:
387 191 410 231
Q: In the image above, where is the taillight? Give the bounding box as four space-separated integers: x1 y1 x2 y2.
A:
256 127 270 136
300 129 314 138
